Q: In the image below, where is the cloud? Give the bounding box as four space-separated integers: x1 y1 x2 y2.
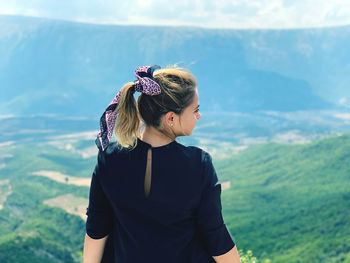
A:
1 0 350 29
333 113 350 121
339 97 350 108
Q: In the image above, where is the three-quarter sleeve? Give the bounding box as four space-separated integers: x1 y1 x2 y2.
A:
86 149 114 239
195 151 236 256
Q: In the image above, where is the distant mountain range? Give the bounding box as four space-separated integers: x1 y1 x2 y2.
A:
1 15 349 117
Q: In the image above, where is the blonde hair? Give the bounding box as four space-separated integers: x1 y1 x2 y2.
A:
114 66 197 150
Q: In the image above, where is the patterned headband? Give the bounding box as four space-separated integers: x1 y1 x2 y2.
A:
95 65 161 151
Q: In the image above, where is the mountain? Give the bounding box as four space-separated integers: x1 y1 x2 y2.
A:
1 15 349 117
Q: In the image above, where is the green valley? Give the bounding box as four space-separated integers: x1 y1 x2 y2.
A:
0 133 349 262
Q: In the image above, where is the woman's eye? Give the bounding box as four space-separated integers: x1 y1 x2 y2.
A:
195 109 199 113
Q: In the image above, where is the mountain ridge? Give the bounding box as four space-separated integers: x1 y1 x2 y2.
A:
2 15 349 117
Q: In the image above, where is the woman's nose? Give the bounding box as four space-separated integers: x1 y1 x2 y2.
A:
196 112 201 119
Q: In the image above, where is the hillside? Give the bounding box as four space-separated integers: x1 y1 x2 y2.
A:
0 133 349 262
0 141 95 262
216 133 350 262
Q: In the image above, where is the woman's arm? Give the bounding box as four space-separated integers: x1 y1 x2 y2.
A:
196 151 240 260
84 149 113 262
83 233 108 263
212 245 242 263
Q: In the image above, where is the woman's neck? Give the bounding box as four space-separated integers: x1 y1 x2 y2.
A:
139 125 175 148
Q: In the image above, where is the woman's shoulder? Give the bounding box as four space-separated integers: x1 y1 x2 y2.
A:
104 141 126 155
96 141 127 165
175 142 212 164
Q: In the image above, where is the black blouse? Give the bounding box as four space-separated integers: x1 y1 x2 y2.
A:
86 137 235 263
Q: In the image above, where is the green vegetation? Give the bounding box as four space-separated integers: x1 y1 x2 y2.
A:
0 144 91 262
0 134 349 262
216 134 350 262
239 249 271 263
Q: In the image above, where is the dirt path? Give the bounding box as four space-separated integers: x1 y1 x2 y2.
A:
30 170 91 187
43 193 88 221
0 179 12 210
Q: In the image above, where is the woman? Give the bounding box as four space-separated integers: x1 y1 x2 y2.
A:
83 65 241 263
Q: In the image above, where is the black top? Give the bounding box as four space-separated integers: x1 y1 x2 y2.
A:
86 137 235 263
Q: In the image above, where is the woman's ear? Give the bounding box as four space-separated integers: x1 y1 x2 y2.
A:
164 111 176 126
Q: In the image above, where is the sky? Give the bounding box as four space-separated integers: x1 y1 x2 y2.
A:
1 0 350 29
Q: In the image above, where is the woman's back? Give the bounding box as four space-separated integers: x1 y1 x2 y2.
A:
86 137 235 262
